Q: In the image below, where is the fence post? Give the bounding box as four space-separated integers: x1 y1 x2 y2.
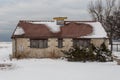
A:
117 44 118 52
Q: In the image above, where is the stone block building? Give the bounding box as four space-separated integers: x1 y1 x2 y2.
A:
11 17 109 58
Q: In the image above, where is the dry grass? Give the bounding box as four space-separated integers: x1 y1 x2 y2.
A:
13 50 63 59
48 50 61 58
0 63 13 70
15 52 30 59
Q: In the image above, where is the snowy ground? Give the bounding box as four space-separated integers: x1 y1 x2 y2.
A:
0 42 120 80
0 42 12 61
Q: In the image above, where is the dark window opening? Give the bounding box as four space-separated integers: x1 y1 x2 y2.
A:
30 39 48 48
73 38 90 48
56 20 64 26
58 38 63 48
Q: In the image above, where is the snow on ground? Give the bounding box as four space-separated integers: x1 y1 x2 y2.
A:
0 42 120 80
109 44 120 58
113 51 120 58
0 42 12 61
1 59 120 80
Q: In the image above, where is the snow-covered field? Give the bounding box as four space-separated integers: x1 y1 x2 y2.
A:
0 42 120 80
0 42 12 61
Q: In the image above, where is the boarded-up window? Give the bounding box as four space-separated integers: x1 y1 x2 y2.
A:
58 38 63 48
73 39 90 48
30 39 48 48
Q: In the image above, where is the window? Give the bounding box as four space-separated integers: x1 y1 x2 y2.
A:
56 20 64 25
58 38 63 48
73 39 90 48
30 39 48 48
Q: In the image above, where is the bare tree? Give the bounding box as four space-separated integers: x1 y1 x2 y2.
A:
88 0 116 30
88 0 120 51
88 0 104 23
105 0 116 17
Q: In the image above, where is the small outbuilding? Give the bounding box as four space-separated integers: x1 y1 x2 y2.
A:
11 17 109 58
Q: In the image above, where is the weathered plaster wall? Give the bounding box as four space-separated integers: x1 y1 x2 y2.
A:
91 38 109 47
12 38 73 58
12 38 109 58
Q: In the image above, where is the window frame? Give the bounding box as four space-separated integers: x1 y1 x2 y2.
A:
30 39 48 48
73 38 91 48
58 38 63 48
56 20 64 25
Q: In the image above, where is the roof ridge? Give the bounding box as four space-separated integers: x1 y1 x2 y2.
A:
65 20 97 22
19 20 54 23
19 20 96 23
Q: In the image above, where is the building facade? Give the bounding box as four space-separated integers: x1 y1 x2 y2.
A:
11 17 109 58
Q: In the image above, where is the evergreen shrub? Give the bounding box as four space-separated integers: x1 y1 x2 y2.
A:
61 42 113 62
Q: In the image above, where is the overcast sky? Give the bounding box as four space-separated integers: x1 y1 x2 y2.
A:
0 0 96 41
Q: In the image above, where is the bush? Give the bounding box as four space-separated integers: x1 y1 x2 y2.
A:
95 42 113 62
62 43 113 62
62 44 96 62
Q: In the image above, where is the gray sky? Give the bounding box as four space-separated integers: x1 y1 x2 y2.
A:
0 0 94 41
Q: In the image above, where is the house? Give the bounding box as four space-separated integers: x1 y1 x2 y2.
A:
11 17 109 58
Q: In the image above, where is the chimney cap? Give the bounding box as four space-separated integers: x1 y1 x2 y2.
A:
53 17 67 20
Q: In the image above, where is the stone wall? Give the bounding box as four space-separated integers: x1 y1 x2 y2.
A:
12 38 73 58
91 38 109 47
12 38 109 58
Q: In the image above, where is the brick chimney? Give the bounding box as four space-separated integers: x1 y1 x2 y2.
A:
53 17 67 26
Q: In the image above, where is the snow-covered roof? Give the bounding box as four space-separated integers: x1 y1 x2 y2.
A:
14 26 25 35
13 20 107 38
30 21 60 33
31 21 107 38
81 22 108 38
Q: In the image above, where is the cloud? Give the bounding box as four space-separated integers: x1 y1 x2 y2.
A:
0 0 92 25
0 0 91 20
0 0 93 41
0 29 10 33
